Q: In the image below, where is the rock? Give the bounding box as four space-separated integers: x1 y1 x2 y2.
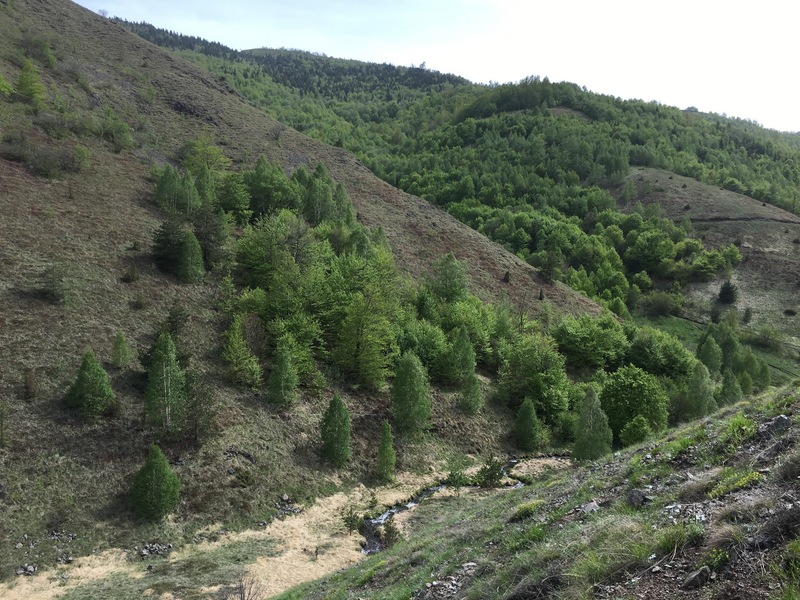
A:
15 567 24 576
26 565 36 574
626 489 650 508
682 565 710 589
15 542 22 549
282 494 289 502
758 415 791 438
580 501 600 514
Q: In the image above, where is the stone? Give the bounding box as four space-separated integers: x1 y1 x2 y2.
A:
580 501 600 514
682 565 710 589
626 489 650 508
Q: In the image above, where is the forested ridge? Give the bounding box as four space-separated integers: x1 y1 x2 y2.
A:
2 3 800 596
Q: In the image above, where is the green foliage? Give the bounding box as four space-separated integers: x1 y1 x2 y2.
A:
718 369 743 406
15 59 45 112
671 362 717 424
152 218 185 275
391 352 431 434
0 72 13 98
718 412 756 452
457 371 483 415
342 506 361 536
554 313 627 370
446 325 476 385
244 156 302 219
222 315 263 389
510 500 544 522
97 108 133 152
619 415 652 447
321 393 351 467
192 200 230 270
498 332 568 422
267 343 298 405
718 280 738 304
175 231 205 283
65 349 115 418
376 420 396 483
572 388 613 461
474 456 504 488
445 468 469 496
425 252 469 305
600 365 669 440
111 330 132 369
398 319 451 384
514 398 544 452
130 445 181 521
626 326 695 379
144 331 187 438
217 171 252 225
709 467 760 499
696 335 723 376
181 135 232 178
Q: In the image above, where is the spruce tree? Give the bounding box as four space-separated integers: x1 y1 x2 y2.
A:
321 393 351 467
176 231 205 283
458 371 483 415
66 348 115 418
718 368 743 406
514 397 543 452
152 218 184 274
223 315 262 389
130 445 181 520
448 325 476 385
267 343 298 405
144 331 187 438
572 388 612 461
738 371 754 397
696 335 723 376
376 419 396 483
391 352 431 434
111 330 131 369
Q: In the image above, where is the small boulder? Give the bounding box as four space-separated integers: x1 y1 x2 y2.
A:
682 565 710 589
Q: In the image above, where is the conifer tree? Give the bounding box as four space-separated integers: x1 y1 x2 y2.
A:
267 343 298 405
718 368 743 406
738 371 754 397
66 348 115 418
16 59 45 112
671 362 717 423
391 352 431 434
448 325 476 385
144 331 187 438
514 397 543 452
696 335 723 376
223 315 262 389
321 393 351 467
111 330 131 369
130 444 181 520
458 370 483 415
176 231 205 283
376 419 396 483
152 218 184 274
572 388 612 461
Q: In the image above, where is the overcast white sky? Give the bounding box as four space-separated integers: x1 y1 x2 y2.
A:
75 0 800 132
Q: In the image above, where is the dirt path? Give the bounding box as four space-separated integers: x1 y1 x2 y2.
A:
0 458 569 599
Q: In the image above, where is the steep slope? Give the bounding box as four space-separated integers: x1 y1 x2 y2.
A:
622 167 800 345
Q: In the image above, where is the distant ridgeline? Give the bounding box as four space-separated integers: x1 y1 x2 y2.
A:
120 20 798 315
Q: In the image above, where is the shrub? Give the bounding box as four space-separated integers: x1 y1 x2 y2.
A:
619 415 652 447
718 369 743 406
130 445 181 520
223 315 263 390
510 499 544 522
474 456 504 488
0 73 12 98
15 59 46 112
97 107 133 152
600 365 669 440
65 349 115 418
321 393 351 467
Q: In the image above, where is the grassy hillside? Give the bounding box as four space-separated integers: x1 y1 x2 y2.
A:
1 2 799 599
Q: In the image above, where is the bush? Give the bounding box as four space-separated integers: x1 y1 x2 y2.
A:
97 107 133 152
457 371 483 415
15 59 46 112
130 445 181 520
600 365 669 440
65 349 115 418
474 456 504 488
572 388 612 461
223 315 263 390
619 415 652 447
0 73 13 98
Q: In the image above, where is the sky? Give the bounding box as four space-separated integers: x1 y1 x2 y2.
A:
75 0 800 132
